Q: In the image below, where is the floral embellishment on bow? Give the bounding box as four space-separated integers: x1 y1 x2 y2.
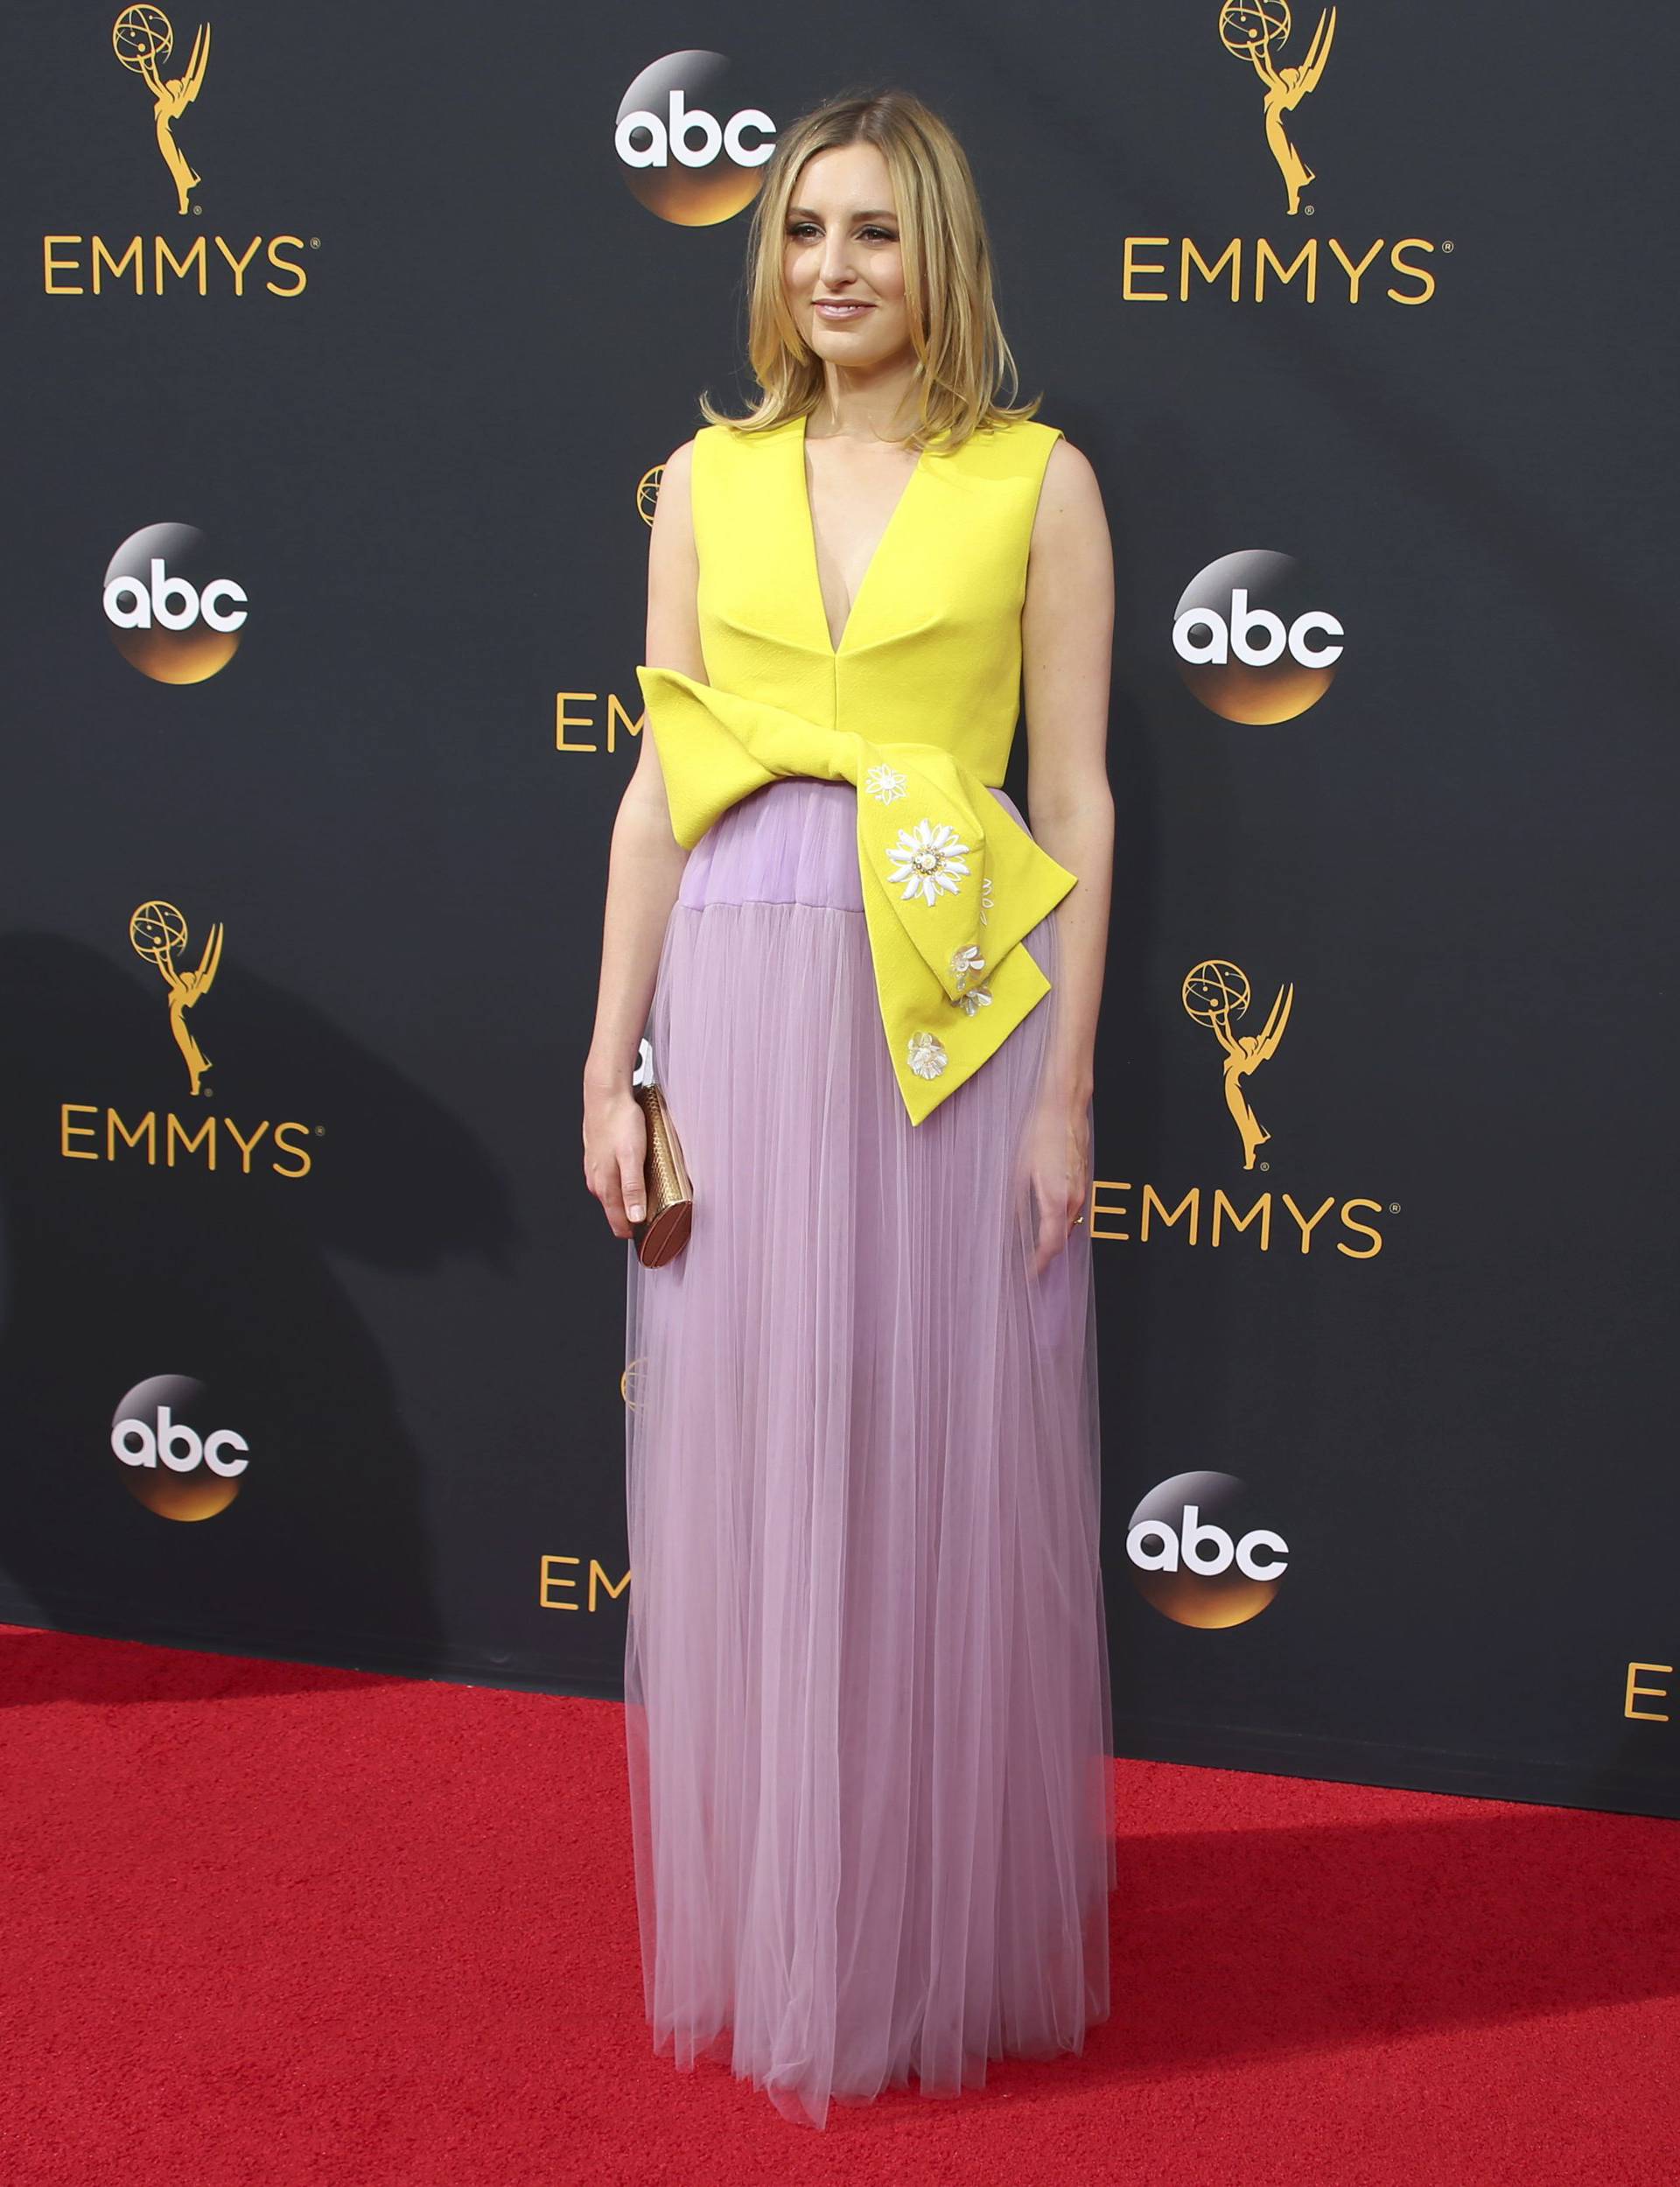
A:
886 819 972 907
863 763 907 805
906 1030 948 1079
978 874 994 927
949 943 992 1015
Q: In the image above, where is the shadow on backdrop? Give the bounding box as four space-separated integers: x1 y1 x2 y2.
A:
0 930 519 1672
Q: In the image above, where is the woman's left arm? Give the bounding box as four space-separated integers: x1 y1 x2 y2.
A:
1021 432 1116 1112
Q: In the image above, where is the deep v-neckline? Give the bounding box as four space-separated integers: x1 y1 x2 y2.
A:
794 411 928 657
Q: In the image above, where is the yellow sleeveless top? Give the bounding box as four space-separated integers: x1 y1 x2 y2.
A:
636 410 1078 1125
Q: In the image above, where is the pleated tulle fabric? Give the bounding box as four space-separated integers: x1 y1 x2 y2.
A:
623 776 1115 2130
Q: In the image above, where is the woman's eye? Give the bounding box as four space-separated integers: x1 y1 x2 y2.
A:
787 223 898 243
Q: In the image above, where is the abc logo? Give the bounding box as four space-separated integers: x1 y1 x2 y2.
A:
110 1375 248 1522
103 523 248 684
1173 550 1343 723
616 52 773 225
1127 1470 1288 1629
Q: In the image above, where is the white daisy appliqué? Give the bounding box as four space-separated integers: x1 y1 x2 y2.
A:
948 946 992 1016
950 943 993 1014
863 763 908 805
886 819 972 908
906 1031 948 1079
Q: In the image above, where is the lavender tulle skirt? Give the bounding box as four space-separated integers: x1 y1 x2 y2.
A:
623 775 1115 2130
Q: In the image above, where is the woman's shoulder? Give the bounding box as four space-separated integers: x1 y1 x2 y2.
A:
1001 413 1064 445
1004 415 1086 469
689 418 791 471
951 411 1069 482
998 414 1096 484
668 418 761 459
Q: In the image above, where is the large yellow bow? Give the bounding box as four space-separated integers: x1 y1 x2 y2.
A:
636 665 1077 1125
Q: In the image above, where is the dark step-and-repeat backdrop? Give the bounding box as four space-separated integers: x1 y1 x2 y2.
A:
3 7 1674 1819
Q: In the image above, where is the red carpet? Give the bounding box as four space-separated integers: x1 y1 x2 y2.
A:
1 1620 1675 2186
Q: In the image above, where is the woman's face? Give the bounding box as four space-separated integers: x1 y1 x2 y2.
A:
782 143 912 372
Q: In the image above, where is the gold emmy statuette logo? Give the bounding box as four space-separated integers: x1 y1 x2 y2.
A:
1219 3 1336 214
113 6 210 216
130 899 223 1094
1184 958 1294 1169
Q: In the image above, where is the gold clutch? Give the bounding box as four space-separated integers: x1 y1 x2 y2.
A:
631 1076 692 1266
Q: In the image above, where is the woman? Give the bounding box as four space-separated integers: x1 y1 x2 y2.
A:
583 86 1116 2129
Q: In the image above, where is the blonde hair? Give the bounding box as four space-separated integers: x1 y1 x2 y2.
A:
697 86 1043 453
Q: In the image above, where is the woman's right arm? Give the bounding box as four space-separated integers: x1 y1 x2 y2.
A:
581 437 704 1239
